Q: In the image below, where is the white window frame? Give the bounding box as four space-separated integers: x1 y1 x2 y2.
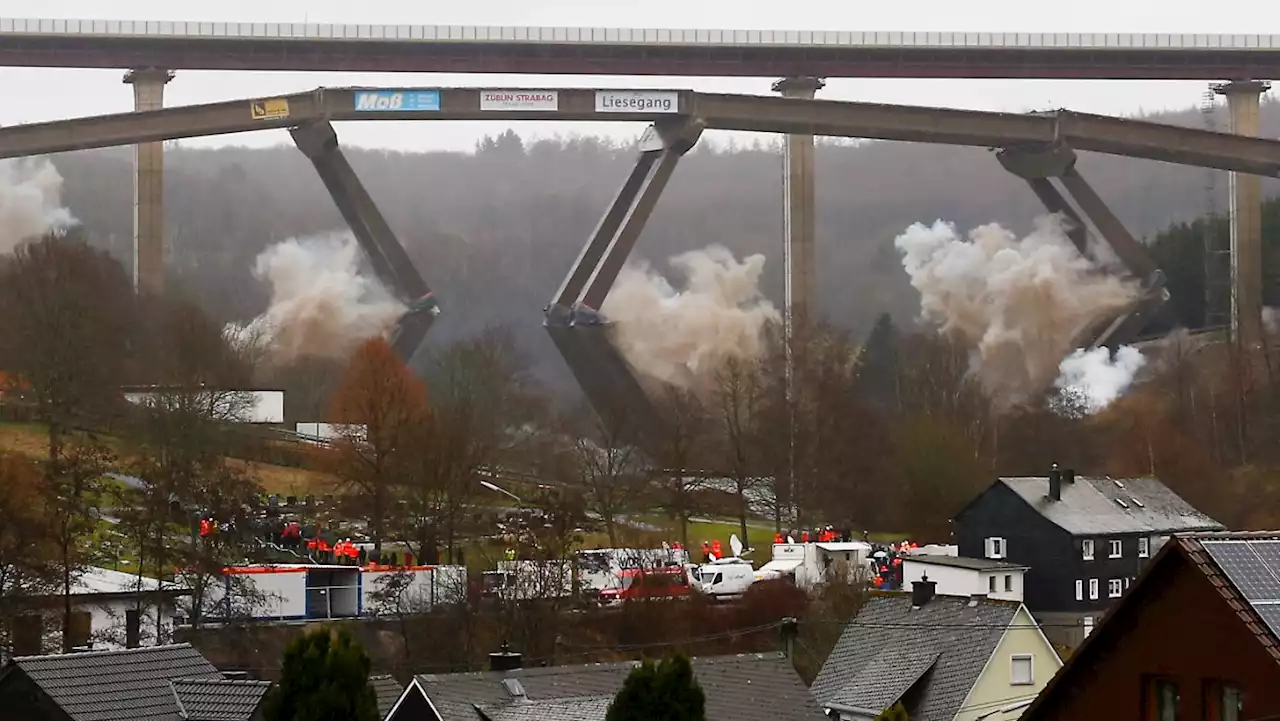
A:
1109 539 1123 558
1138 537 1150 558
1089 578 1099 600
1075 579 1083 601
1108 579 1123 598
1082 539 1094 561
1083 616 1094 638
985 537 1007 559
1004 574 1013 592
1010 654 1034 685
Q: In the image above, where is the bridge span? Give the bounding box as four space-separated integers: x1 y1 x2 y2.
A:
2 18 1280 79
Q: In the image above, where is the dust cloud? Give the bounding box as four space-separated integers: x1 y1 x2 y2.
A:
226 233 404 364
0 158 76 254
602 245 781 390
1055 346 1147 413
896 214 1140 409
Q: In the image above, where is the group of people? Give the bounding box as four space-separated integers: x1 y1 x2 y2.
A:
869 539 919 590
771 525 854 545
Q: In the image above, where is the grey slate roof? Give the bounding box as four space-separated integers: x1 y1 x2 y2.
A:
811 594 1020 721
370 674 403 719
9 643 224 721
170 678 272 721
415 652 825 721
478 695 614 721
903 555 1028 571
998 476 1224 535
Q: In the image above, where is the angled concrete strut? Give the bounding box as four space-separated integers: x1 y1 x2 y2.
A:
289 120 439 361
997 143 1169 350
545 117 705 447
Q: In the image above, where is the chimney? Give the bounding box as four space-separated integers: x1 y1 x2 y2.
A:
911 574 936 608
11 615 43 656
125 609 141 649
489 641 523 672
1063 467 1076 485
1048 463 1063 502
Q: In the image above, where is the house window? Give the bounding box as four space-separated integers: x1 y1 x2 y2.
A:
1139 537 1150 558
1108 579 1124 598
1082 616 1094 637
985 537 1007 559
1082 539 1095 560
1010 654 1034 685
1110 540 1123 558
1075 580 1083 601
1145 678 1179 721
989 575 997 593
1204 682 1243 721
1004 574 1013 592
1089 578 1099 600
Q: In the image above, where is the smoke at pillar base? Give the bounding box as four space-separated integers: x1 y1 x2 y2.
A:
601 245 781 391
895 214 1146 412
0 158 77 254
225 232 405 365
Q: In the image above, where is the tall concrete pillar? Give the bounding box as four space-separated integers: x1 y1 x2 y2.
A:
1214 79 1271 350
772 76 825 345
123 67 174 296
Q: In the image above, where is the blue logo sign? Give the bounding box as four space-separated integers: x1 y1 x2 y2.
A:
353 90 440 112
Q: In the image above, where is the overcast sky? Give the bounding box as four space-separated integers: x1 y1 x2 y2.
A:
1 0 1277 152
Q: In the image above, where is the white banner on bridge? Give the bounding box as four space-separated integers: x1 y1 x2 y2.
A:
595 90 679 113
480 90 559 111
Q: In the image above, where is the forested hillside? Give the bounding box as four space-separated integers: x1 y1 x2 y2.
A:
48 99 1280 390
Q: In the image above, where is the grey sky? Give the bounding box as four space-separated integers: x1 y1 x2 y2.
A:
0 0 1276 152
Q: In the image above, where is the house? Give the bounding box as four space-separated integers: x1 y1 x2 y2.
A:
953 466 1223 647
385 651 827 721
3 566 187 654
0 643 271 721
811 579 1061 721
1022 531 1280 721
371 674 404 720
901 555 1029 603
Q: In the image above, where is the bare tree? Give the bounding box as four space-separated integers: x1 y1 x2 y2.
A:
648 385 712 551
710 358 766 548
564 402 646 547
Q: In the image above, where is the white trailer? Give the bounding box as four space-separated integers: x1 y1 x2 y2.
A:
205 564 466 622
754 542 874 590
482 559 575 601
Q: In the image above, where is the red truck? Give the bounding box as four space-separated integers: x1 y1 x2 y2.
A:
597 565 693 605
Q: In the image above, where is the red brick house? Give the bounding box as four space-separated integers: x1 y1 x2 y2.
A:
1023 531 1280 721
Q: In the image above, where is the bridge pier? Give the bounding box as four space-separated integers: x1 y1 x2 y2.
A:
772 76 825 345
1214 80 1272 350
123 67 174 297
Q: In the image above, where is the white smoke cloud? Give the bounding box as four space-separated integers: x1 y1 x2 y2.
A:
1055 345 1147 413
896 214 1140 409
601 245 780 390
0 158 76 254
226 232 404 364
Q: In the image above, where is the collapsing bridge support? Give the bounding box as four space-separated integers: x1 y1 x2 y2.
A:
124 67 174 296
997 143 1170 350
545 117 705 446
289 121 439 361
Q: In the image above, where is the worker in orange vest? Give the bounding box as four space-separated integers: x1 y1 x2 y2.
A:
773 532 783 545
711 539 723 559
801 530 810 543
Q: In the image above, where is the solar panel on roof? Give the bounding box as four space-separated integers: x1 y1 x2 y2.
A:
1202 540 1280 640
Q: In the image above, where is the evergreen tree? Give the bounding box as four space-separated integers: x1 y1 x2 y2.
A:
261 626 380 721
606 654 706 721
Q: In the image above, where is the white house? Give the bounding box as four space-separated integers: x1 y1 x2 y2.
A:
4 566 186 654
901 554 1029 603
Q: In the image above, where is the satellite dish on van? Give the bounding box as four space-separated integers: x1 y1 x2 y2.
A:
730 535 744 558
786 535 796 544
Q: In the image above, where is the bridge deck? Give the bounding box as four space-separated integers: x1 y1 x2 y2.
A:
0 87 1275 176
2 19 1280 78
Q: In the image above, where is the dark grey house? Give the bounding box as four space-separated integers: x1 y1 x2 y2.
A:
953 468 1224 647
385 651 826 721
0 643 270 721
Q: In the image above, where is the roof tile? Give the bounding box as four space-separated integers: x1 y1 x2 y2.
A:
171 678 272 721
998 476 1223 535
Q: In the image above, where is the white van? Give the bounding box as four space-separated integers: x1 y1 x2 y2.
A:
696 560 755 601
